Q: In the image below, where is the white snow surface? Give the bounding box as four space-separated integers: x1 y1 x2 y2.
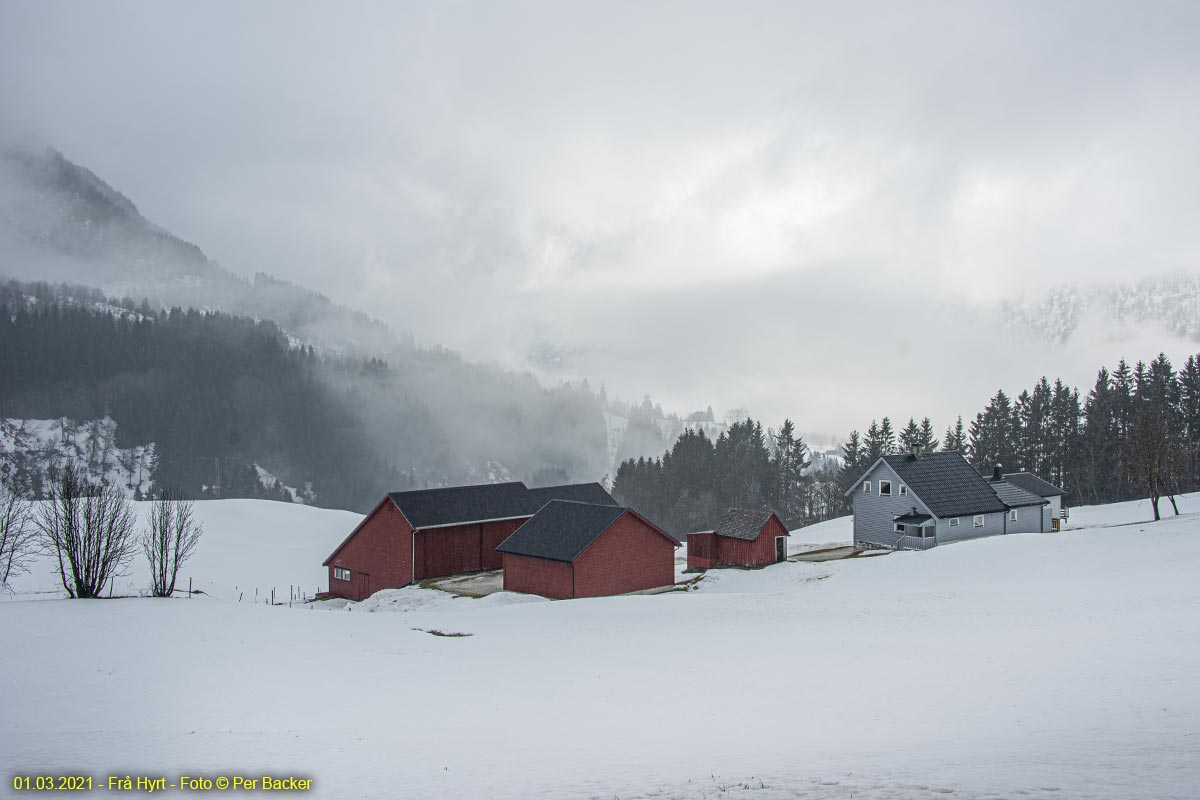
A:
2 495 1199 799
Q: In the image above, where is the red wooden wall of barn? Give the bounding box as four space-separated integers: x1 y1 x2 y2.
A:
326 498 414 601
686 532 718 570
482 519 525 569
573 512 676 598
716 515 789 567
502 552 574 599
412 518 527 581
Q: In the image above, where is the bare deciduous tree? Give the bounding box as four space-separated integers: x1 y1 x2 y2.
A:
0 483 40 588
142 488 203 597
37 466 138 598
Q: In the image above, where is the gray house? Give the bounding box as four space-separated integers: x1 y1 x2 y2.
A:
1002 470 1069 531
845 451 1064 550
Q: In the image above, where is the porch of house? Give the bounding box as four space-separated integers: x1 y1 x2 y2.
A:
893 512 938 550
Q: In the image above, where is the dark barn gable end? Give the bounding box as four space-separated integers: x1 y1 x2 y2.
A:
497 501 680 600
323 481 617 600
686 508 790 571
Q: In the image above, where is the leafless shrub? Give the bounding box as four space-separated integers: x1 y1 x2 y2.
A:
142 488 203 597
0 483 40 588
37 466 138 598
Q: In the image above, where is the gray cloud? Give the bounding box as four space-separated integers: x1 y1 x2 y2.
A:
3 0 1200 440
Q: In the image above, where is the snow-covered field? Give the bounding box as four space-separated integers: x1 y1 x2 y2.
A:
5 499 362 602
2 495 1198 799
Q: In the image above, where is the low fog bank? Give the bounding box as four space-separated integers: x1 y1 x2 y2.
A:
461 265 1200 447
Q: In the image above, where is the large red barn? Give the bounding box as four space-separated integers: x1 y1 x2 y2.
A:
323 482 616 600
497 500 680 599
686 508 789 571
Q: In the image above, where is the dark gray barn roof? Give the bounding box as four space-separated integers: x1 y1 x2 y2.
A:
527 482 616 509
386 481 616 530
882 452 1010 518
713 508 779 541
496 501 664 562
989 479 1050 508
1002 471 1066 498
387 482 532 529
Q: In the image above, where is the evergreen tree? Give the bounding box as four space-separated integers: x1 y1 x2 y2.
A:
918 417 939 452
942 416 967 453
970 390 1016 472
898 418 921 453
1178 354 1200 490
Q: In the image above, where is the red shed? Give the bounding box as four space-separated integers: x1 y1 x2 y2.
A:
497 500 680 599
686 508 789 571
323 481 616 600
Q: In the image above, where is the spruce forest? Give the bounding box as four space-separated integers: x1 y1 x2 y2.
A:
613 352 1200 533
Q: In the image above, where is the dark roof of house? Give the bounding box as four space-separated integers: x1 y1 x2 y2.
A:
989 479 1050 508
894 512 933 525
496 500 677 562
713 508 781 541
385 481 616 530
1002 471 1066 498
881 452 1010 517
527 482 616 509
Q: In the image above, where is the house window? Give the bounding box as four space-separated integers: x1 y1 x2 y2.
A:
899 484 908 496
879 480 892 496
333 567 351 581
895 523 905 533
949 517 959 527
973 515 985 528
1010 509 1018 522
863 481 872 493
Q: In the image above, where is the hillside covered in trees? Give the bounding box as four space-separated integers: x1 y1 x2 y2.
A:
0 280 610 511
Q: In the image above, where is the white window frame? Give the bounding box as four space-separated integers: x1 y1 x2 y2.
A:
862 481 872 493
899 484 908 496
333 567 351 581
878 480 892 496
1010 509 1018 522
973 515 985 528
948 517 959 527
894 523 905 533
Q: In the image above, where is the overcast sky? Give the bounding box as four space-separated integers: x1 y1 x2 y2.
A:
4 1 1200 444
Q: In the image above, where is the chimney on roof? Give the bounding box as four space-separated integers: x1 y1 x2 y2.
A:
992 464 1002 481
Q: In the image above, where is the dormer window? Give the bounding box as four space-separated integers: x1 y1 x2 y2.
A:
879 480 892 496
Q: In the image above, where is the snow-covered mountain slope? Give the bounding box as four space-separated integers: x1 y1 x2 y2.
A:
0 417 156 498
0 147 397 355
1005 273 1200 344
3 494 1198 798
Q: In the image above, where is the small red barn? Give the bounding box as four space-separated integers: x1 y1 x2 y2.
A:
497 500 680 599
686 508 789 571
323 482 616 600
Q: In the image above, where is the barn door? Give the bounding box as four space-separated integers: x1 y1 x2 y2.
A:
775 536 787 563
